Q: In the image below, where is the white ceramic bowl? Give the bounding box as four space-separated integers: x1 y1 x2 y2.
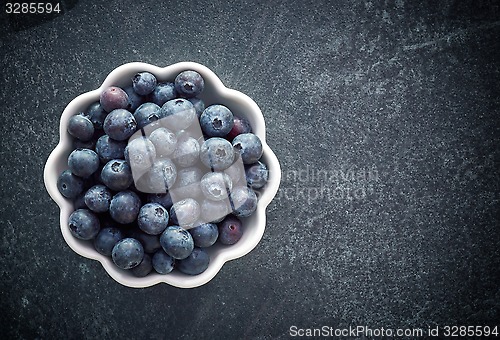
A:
43 62 281 288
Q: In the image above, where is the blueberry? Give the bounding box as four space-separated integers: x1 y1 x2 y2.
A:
109 190 141 224
73 137 97 150
232 133 263 164
170 166 203 200
68 114 94 141
139 158 177 193
132 72 157 96
230 186 258 217
68 148 100 178
199 137 234 171
95 135 127 164
147 192 173 210
245 161 269 189
160 225 194 260
68 209 100 240
138 203 169 235
218 215 243 245
152 249 175 274
86 102 108 130
169 198 200 227
101 159 133 191
172 135 200 168
124 86 146 112
149 82 177 106
188 98 205 118
103 109 137 141
148 127 177 157
159 98 196 131
124 136 156 173
94 227 124 256
200 172 232 201
177 247 210 275
100 86 130 113
189 222 218 248
200 199 230 224
227 115 252 141
131 253 153 277
133 102 160 129
84 184 112 213
200 105 234 137
57 169 84 198
111 238 144 269
175 70 204 98
128 229 162 254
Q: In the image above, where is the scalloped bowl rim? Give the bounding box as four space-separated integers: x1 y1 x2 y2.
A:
43 62 281 288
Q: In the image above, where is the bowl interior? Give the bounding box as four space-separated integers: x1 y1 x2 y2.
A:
44 62 281 288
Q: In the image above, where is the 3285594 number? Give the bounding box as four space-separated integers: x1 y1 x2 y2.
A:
443 325 499 337
5 3 61 14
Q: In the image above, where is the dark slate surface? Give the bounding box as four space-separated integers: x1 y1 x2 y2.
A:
1 0 499 339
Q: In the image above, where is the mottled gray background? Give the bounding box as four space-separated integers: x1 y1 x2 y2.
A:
1 0 499 339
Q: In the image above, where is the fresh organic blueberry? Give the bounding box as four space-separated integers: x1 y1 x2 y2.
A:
169 198 200 227
177 247 210 275
103 109 137 141
68 148 100 178
230 186 258 217
160 225 194 260
152 249 175 274
227 115 252 141
200 105 234 137
133 102 160 129
95 135 127 164
68 114 94 141
175 70 204 98
131 253 153 277
189 222 218 248
124 86 146 112
57 169 84 198
172 135 200 168
148 127 177 157
149 82 177 106
109 190 141 224
200 172 232 201
200 199 230 224
132 72 157 96
128 229 162 254
159 98 196 131
188 98 205 118
139 158 177 193
245 161 269 189
138 203 169 235
101 159 133 191
147 192 173 210
124 136 156 174
94 227 124 256
232 133 263 164
86 102 108 130
199 137 234 171
84 184 112 213
170 166 203 200
111 238 144 269
100 86 130 112
68 209 100 240
73 137 96 150
218 215 243 245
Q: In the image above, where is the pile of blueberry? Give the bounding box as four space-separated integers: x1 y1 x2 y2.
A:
57 70 269 277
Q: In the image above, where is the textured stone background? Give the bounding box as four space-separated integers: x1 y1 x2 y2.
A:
1 0 499 338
